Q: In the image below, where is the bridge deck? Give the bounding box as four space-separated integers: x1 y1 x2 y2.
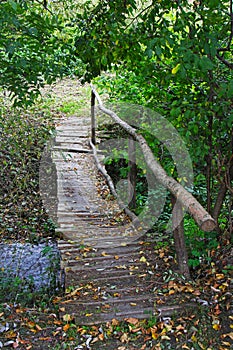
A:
51 114 195 325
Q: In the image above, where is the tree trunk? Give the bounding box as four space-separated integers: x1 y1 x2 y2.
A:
212 156 233 234
206 114 213 213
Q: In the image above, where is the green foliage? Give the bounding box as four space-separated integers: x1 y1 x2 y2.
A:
184 217 219 268
0 101 56 241
92 0 233 234
0 270 35 304
0 0 83 106
0 265 57 307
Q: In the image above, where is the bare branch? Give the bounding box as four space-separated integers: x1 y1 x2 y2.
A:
125 2 154 30
216 0 233 68
216 53 233 69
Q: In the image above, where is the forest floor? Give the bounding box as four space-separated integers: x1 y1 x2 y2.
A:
0 78 232 350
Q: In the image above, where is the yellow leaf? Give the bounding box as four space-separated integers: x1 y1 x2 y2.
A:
172 63 181 75
212 323 221 330
101 251 110 257
5 330 17 338
85 313 93 317
130 303 137 306
70 287 83 296
169 289 175 295
165 325 173 332
140 256 147 263
115 265 127 269
151 328 159 340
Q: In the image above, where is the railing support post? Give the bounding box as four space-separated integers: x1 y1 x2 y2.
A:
128 136 137 209
91 90 96 145
172 196 190 279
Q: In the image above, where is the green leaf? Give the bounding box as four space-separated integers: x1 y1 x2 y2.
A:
9 0 18 11
199 56 214 71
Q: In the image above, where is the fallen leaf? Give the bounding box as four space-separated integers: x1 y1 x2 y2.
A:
197 342 205 350
101 252 110 257
112 319 119 326
151 328 159 340
98 333 104 341
125 318 139 325
5 330 17 338
39 337 52 341
161 335 171 340
26 321 36 329
120 333 129 343
140 256 147 263
62 314 73 322
221 342 231 346
224 332 233 340
63 324 70 332
115 265 127 269
212 323 221 331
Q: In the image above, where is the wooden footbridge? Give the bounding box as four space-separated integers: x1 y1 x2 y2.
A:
47 87 216 325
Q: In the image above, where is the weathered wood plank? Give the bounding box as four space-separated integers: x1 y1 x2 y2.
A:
54 114 198 325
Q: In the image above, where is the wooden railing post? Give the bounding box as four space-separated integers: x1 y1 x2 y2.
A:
91 90 96 145
172 196 190 279
128 136 137 209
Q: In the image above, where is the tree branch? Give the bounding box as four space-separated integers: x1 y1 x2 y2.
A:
216 0 233 68
125 2 154 30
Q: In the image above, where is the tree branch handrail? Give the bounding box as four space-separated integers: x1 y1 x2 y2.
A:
90 85 216 233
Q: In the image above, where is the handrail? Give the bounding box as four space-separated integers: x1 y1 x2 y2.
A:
90 85 216 233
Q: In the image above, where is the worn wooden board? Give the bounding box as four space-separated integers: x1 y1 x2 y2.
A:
53 114 197 325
